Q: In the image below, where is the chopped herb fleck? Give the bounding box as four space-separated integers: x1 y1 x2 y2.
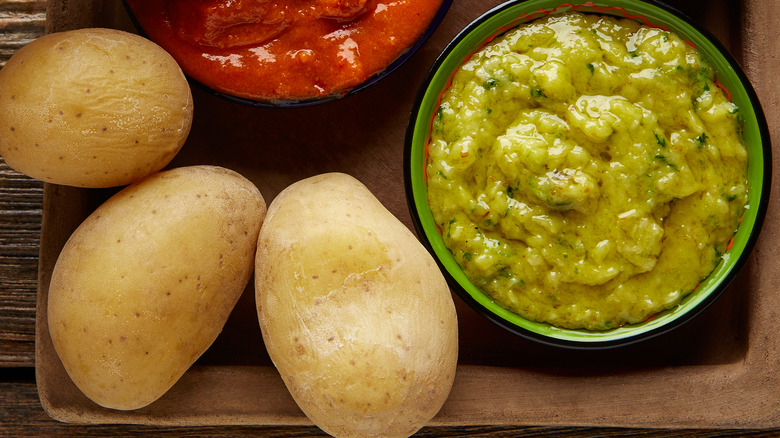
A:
654 132 666 147
483 78 498 90
447 218 456 237
531 88 545 98
433 107 444 132
655 154 679 171
587 63 595 74
696 132 708 149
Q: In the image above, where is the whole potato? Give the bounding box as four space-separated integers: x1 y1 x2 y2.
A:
0 28 193 188
48 165 266 410
255 173 458 438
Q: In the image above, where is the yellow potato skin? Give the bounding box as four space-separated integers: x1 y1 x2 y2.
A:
255 173 458 438
48 165 266 410
0 28 193 188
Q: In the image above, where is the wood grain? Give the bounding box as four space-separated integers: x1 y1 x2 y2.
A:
5 373 780 437
0 0 45 67
0 0 45 371
0 118 43 366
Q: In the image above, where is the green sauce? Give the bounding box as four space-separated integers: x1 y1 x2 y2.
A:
426 12 747 330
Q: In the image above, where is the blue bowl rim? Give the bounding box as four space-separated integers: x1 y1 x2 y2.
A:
123 0 454 108
403 0 773 349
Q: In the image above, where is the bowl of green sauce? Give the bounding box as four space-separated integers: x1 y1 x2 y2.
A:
404 0 771 348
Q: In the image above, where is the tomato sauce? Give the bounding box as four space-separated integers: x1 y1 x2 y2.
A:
125 0 445 102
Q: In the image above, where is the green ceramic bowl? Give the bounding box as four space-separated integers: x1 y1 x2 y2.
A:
404 0 771 348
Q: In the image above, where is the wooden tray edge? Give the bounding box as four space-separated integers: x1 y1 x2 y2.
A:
34 0 780 430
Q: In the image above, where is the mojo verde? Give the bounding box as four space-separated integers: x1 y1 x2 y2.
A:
426 12 748 330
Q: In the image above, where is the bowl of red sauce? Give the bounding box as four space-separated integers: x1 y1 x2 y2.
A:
124 0 452 107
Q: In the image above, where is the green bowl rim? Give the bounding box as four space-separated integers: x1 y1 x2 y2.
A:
403 0 772 349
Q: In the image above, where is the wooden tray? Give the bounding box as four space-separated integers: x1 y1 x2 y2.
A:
36 0 780 429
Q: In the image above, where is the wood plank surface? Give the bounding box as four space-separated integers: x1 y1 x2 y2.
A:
5 369 780 438
0 0 45 366
0 0 46 67
3 0 780 436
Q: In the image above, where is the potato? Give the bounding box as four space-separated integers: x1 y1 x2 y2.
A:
255 173 458 438
47 165 266 410
0 28 193 188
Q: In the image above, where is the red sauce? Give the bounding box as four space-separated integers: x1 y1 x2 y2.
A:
125 0 445 102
